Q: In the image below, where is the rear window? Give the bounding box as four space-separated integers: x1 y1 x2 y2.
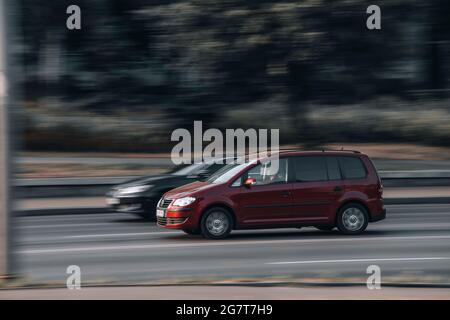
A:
292 156 328 182
338 156 366 179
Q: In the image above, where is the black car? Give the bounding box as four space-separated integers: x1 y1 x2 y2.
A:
106 161 227 219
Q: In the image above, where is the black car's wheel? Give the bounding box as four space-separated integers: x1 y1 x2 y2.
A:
200 207 233 239
182 229 201 235
336 203 369 234
315 225 335 231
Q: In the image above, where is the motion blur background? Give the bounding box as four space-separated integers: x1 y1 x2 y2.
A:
2 0 450 296
15 0 450 177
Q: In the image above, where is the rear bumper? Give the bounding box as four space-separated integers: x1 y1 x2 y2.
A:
370 208 386 222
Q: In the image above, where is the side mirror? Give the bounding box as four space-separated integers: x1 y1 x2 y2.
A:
244 177 256 188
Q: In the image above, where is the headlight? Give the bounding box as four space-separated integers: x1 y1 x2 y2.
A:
173 196 196 207
117 185 151 196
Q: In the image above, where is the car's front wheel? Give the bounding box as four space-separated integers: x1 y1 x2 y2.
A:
336 203 369 234
200 207 233 239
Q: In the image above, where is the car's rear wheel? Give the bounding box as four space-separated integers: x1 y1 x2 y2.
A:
182 229 201 235
200 207 233 239
336 203 369 234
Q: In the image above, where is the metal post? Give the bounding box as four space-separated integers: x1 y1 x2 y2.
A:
0 0 15 278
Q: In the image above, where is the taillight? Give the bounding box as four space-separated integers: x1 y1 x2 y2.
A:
378 181 383 196
368 157 383 197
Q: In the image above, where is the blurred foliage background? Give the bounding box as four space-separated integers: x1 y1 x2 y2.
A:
17 0 450 152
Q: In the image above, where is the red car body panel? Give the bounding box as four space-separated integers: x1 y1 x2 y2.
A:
159 151 386 230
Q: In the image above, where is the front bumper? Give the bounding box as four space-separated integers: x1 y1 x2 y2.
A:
106 194 159 215
156 206 195 229
370 208 386 222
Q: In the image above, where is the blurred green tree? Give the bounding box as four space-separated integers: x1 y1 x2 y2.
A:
19 0 450 150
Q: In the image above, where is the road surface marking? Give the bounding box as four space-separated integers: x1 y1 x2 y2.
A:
25 222 450 240
19 235 450 255
63 231 179 239
266 257 450 265
17 223 114 229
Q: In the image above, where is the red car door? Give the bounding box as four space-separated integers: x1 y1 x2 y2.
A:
289 156 343 223
236 158 294 225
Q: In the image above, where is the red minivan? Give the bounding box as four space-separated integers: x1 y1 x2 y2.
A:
157 151 386 239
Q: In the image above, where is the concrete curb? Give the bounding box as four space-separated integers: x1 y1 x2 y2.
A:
15 207 112 217
2 281 450 290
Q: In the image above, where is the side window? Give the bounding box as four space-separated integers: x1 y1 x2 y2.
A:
326 156 341 180
338 156 366 179
293 156 327 182
246 158 288 186
231 176 242 187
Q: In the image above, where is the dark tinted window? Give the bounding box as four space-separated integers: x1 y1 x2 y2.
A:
326 157 341 180
293 156 327 182
338 156 366 179
204 163 225 174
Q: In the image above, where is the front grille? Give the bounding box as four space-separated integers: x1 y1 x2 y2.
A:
158 198 172 209
157 217 186 226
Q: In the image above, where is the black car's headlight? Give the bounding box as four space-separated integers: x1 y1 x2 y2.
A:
116 185 152 196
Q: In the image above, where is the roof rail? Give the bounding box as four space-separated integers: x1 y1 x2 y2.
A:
333 148 361 153
279 147 361 154
250 148 362 155
277 147 303 152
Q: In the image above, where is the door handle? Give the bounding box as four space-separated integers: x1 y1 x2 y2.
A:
333 186 343 192
281 191 291 197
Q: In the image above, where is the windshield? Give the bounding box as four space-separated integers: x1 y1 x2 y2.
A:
172 163 207 176
207 162 253 184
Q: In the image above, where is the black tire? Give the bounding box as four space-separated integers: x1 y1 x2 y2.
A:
200 207 233 239
315 225 334 231
336 203 369 234
182 229 201 235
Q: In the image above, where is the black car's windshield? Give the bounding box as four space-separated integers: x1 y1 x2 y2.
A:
167 164 189 174
207 162 253 184
172 163 208 176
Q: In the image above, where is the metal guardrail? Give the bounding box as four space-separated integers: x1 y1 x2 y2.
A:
380 170 450 178
12 170 450 199
380 171 450 187
14 170 450 186
15 176 134 187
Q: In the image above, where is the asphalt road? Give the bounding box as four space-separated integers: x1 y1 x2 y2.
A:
13 204 450 286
